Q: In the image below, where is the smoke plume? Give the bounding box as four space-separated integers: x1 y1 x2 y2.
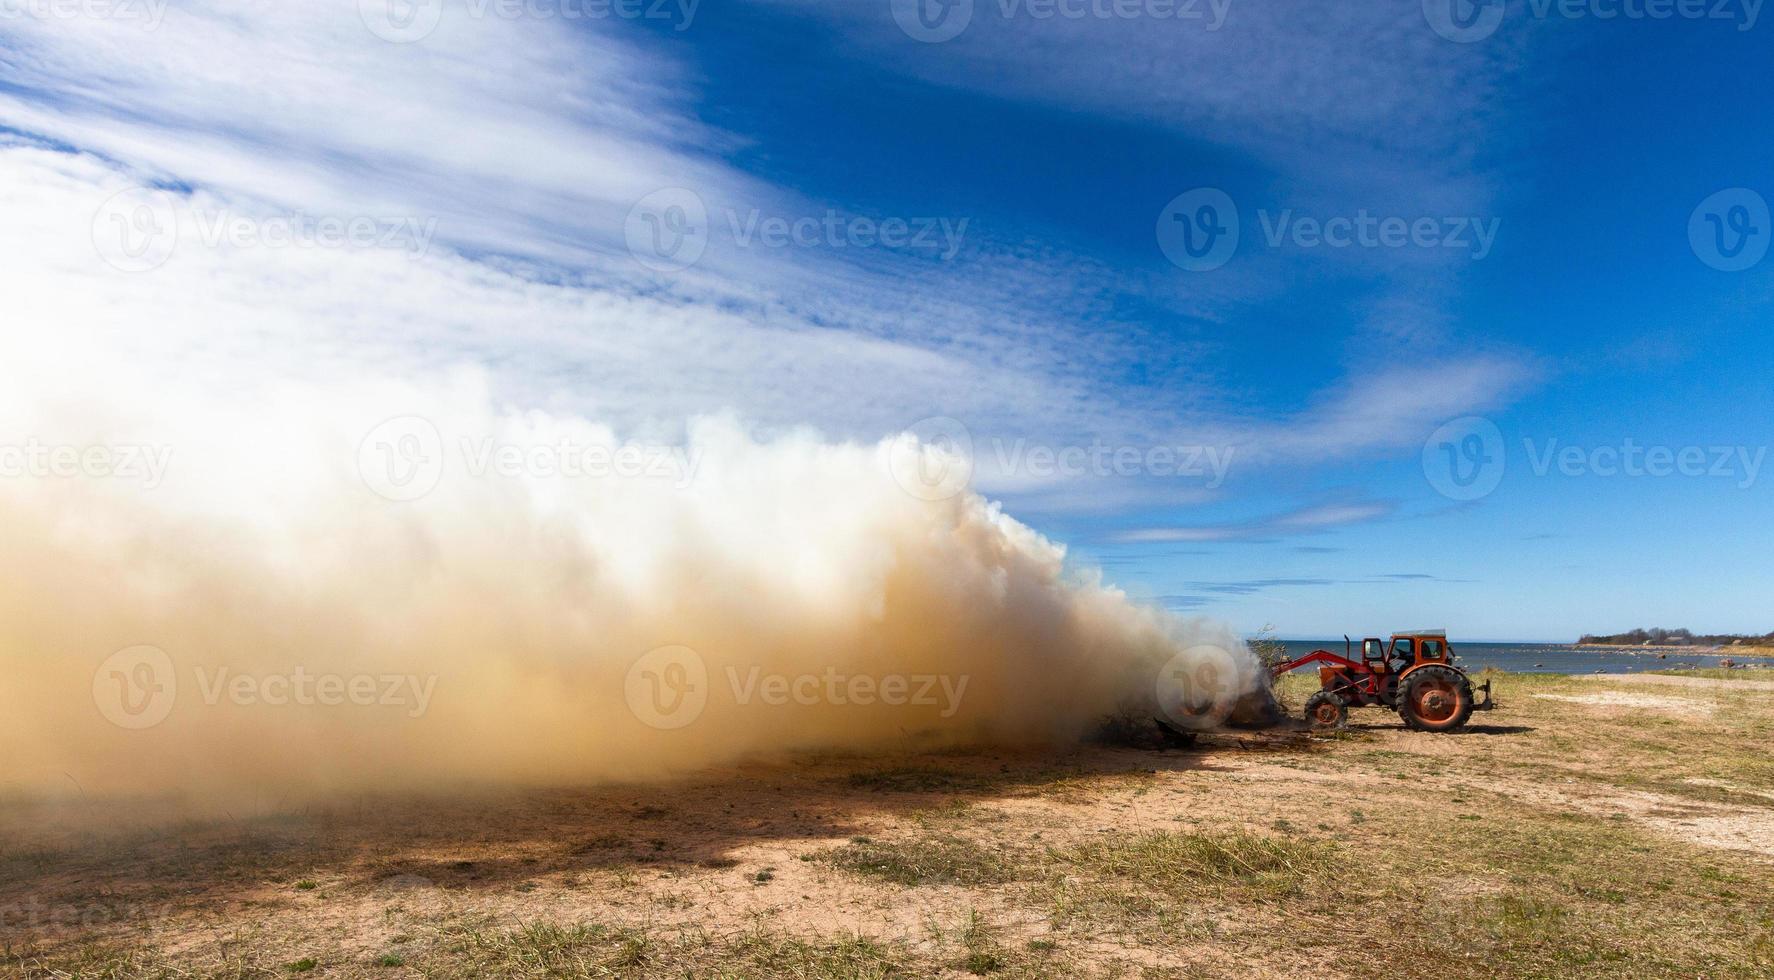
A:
0 356 1257 805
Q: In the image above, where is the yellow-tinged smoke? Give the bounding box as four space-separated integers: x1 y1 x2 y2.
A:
0 358 1256 804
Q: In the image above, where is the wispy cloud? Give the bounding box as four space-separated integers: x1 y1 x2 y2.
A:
0 2 1539 520
1154 569 1469 609
1115 500 1396 543
758 0 1523 195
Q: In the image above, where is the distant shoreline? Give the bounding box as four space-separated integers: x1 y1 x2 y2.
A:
1277 639 1774 656
1575 642 1774 654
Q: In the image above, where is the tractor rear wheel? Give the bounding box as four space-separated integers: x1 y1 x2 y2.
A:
1302 691 1348 731
1397 665 1474 733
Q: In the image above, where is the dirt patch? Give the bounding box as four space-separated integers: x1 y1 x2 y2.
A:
12 676 1774 977
1571 672 1774 692
1533 692 1716 717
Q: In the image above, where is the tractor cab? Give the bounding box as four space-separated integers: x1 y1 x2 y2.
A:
1391 631 1451 670
1360 635 1423 674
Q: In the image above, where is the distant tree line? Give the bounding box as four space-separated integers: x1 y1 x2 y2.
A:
1578 627 1774 646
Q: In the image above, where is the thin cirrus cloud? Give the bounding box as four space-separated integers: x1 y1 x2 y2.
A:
0 2 1536 518
1153 570 1471 609
752 0 1525 207
0 0 742 264
755 0 1541 397
1115 500 1399 543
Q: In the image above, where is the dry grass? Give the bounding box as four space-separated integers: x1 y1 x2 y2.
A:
815 837 1021 888
1651 667 1774 681
6 672 1774 978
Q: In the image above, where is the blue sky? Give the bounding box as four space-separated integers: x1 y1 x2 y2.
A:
2 0 1770 640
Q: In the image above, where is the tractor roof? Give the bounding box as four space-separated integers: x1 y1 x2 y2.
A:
1394 630 1447 638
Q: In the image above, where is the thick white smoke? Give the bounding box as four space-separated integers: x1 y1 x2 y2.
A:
0 354 1257 805
0 143 1264 807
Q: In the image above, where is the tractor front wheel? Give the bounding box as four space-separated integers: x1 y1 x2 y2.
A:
1397 665 1475 733
1302 691 1348 731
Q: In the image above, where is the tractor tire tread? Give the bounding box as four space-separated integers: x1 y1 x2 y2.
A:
1302 691 1348 731
1398 664 1474 733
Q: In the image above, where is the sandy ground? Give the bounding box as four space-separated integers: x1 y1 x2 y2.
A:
1532 692 1716 717
5 672 1774 978
1571 671 1774 692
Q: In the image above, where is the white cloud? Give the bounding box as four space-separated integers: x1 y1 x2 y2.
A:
0 0 743 263
0 2 1539 517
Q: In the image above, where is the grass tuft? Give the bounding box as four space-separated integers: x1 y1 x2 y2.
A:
817 836 1019 887
1063 830 1328 896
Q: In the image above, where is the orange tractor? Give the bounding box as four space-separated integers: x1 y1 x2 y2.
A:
1271 630 1494 732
